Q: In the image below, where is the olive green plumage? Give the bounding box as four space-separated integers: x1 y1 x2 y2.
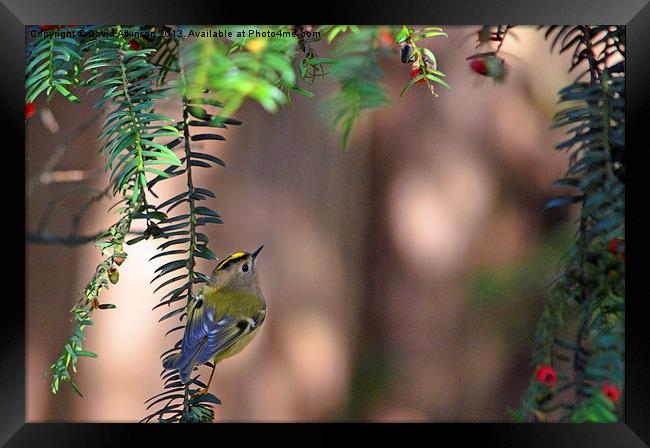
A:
162 246 267 384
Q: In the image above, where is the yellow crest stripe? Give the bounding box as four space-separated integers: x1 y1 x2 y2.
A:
216 252 247 271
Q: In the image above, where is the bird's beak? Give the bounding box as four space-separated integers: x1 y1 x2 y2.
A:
251 245 264 261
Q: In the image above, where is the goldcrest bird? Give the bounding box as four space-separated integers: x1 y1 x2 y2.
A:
162 246 267 396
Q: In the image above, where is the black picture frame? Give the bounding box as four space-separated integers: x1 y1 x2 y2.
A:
8 0 647 446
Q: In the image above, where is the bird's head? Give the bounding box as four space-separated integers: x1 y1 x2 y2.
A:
209 245 264 290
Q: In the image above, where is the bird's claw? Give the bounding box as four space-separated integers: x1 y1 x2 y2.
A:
190 388 208 400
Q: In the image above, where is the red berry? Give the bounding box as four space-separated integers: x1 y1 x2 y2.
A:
535 365 557 386
607 238 624 255
129 39 141 51
469 58 489 76
601 383 620 403
410 67 425 83
25 103 36 119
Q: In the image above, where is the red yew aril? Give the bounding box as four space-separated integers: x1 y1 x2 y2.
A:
601 384 620 403
410 67 426 83
25 103 36 119
469 58 489 76
535 365 557 387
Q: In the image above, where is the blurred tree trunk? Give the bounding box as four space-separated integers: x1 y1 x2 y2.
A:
342 116 401 419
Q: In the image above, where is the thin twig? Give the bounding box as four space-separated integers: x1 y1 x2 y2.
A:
26 230 142 246
70 184 113 236
179 46 197 421
495 26 511 54
39 169 102 185
26 232 102 246
37 186 102 234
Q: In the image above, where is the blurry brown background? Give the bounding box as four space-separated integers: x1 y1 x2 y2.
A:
26 26 577 422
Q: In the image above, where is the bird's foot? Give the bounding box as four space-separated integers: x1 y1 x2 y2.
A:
190 388 208 400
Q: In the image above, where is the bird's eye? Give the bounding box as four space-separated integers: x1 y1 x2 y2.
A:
241 264 249 272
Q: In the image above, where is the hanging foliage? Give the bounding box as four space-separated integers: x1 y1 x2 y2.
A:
27 25 450 423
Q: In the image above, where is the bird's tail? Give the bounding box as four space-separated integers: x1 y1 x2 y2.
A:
162 350 199 384
162 353 181 370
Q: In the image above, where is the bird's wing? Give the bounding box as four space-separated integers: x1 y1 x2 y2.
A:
195 308 267 365
172 303 233 381
171 302 266 383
